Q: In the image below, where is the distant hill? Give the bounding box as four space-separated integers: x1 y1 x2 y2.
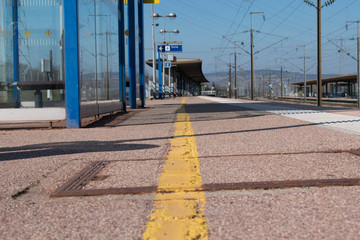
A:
204 69 336 87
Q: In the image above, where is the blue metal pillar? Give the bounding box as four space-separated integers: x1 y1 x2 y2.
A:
138 0 145 107
118 0 126 111
12 0 20 107
64 0 81 128
158 52 163 98
127 0 136 109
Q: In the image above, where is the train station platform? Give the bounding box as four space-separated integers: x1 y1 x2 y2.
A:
1 97 360 239
200 96 360 135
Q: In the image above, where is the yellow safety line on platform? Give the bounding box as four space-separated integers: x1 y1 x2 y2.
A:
143 98 209 240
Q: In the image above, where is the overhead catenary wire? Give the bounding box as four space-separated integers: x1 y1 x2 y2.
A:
148 0 360 79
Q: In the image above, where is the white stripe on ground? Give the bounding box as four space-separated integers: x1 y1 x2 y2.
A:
199 96 360 136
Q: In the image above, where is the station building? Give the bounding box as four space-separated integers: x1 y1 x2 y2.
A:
291 74 358 99
146 57 208 97
0 0 148 128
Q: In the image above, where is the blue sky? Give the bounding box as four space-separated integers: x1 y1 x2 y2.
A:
143 0 360 76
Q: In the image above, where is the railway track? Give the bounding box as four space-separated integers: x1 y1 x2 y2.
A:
280 96 358 107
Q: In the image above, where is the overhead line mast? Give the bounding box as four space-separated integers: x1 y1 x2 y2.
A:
250 12 265 100
304 0 337 106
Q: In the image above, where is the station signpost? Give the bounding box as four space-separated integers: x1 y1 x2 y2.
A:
157 44 183 53
157 42 182 98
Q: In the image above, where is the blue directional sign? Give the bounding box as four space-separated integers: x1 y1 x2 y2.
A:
157 45 165 52
157 45 183 53
165 61 171 68
169 45 182 52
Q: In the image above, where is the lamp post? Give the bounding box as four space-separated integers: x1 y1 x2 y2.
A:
160 29 180 41
153 12 176 98
160 28 179 97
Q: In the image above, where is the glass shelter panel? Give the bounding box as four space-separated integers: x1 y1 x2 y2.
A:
17 0 65 108
124 3 129 100
0 1 14 106
78 0 120 117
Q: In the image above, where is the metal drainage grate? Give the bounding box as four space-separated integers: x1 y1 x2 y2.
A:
50 161 109 198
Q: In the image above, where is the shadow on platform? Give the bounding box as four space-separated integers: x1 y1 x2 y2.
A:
0 141 159 162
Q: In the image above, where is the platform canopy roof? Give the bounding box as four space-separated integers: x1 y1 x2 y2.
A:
146 58 208 83
291 74 357 86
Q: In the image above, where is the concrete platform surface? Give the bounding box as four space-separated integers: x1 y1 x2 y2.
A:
1 96 360 239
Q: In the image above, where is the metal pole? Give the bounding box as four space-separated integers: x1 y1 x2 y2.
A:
47 50 53 100
106 17 109 100
357 22 360 108
263 75 265 98
64 0 81 128
162 15 166 98
168 32 171 97
158 51 162 98
281 65 283 100
304 46 307 102
234 49 237 99
138 0 145 108
128 0 137 109
92 3 99 104
12 0 20 106
269 72 272 99
249 12 263 100
118 0 126 111
173 70 176 97
339 38 343 75
317 0 322 106
250 14 254 100
151 4 156 100
229 64 232 98
59 3 65 101
169 64 171 97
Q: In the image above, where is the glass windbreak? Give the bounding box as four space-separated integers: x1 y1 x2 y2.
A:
17 0 65 108
0 1 14 106
124 3 129 100
78 0 120 108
